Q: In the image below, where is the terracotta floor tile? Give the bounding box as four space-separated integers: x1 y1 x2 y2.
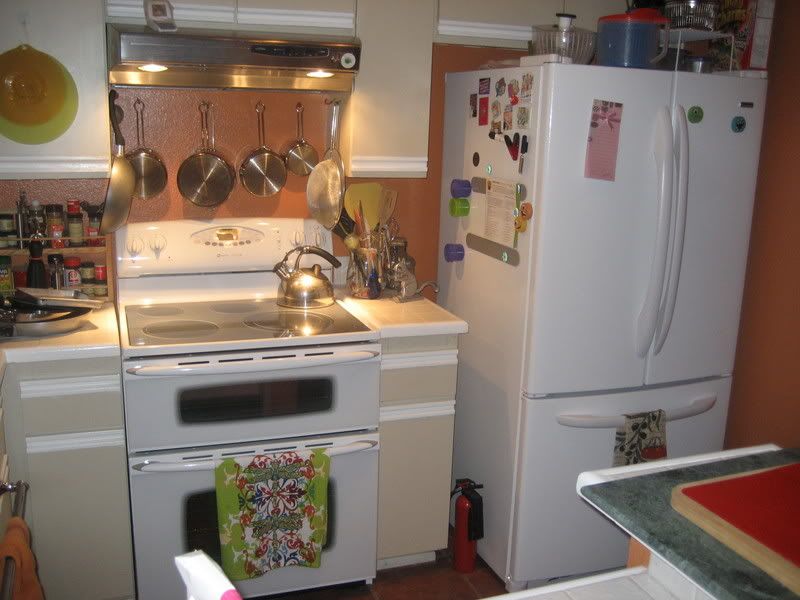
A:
371 563 478 600
462 562 507 598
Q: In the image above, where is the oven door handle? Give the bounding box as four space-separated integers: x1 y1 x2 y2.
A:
130 440 379 473
125 350 380 376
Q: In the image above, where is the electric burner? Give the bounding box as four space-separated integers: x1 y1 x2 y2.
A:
243 312 334 337
133 306 184 317
143 320 220 339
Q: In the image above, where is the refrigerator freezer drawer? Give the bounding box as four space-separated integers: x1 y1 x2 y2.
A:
508 378 731 587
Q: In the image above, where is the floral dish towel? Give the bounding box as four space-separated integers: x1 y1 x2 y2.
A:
215 449 330 580
613 409 667 467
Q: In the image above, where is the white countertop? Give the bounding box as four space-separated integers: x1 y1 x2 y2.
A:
0 303 121 364
340 295 468 338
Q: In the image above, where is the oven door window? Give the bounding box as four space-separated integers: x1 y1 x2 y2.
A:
184 480 337 562
179 378 333 424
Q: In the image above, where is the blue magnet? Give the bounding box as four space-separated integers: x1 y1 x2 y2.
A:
731 116 746 133
444 243 465 262
450 179 472 198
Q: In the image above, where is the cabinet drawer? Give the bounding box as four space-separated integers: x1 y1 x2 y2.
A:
21 375 123 435
377 413 455 559
381 349 458 406
382 335 459 355
27 439 134 600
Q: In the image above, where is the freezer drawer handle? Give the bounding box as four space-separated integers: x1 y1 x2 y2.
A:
130 440 379 473
555 395 715 429
126 350 379 376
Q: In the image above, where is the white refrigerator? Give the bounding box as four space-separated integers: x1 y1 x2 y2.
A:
437 62 766 591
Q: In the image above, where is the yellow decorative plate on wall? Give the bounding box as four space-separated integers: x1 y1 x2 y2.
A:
0 44 78 144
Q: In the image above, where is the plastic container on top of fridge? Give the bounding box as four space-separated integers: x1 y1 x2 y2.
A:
597 8 671 69
531 13 596 65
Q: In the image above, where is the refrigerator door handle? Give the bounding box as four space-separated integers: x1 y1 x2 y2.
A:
653 105 690 355
555 394 716 429
636 106 675 357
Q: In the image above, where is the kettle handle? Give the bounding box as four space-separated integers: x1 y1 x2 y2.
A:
291 245 342 270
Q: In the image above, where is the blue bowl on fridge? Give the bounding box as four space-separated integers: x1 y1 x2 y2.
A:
597 9 670 69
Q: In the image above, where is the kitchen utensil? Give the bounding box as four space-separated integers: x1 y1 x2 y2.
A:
306 100 344 230
239 101 287 197
0 304 92 337
380 187 397 225
597 9 670 69
282 102 319 176
344 183 383 231
127 98 167 199
100 90 135 234
14 287 104 310
273 244 342 309
177 102 235 207
531 13 596 64
663 0 718 31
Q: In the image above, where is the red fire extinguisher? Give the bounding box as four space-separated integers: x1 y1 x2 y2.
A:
451 478 484 573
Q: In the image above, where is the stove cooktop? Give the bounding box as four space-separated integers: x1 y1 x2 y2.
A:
124 298 372 349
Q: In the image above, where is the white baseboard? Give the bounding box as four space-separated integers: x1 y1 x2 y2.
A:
377 551 437 571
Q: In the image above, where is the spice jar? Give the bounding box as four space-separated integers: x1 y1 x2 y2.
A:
45 204 66 248
68 214 84 246
47 253 65 289
94 264 108 297
0 213 15 248
63 256 82 289
66 199 81 215
79 261 95 295
87 212 102 246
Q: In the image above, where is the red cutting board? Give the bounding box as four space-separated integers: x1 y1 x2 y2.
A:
671 463 800 594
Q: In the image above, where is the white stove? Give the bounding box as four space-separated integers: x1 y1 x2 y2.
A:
114 218 381 600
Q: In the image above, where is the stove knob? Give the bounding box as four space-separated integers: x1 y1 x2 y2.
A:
127 237 144 258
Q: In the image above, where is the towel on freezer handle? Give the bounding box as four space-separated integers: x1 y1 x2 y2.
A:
215 449 330 580
613 409 667 466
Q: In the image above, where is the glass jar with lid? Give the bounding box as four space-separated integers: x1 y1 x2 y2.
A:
45 204 66 248
68 214 84 246
63 256 82 289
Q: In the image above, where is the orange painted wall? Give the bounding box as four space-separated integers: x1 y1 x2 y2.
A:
725 0 800 449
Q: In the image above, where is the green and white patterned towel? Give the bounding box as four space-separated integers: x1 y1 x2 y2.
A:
215 449 329 580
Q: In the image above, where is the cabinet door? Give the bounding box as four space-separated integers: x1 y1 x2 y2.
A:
236 0 354 33
343 0 435 178
26 436 134 600
378 409 454 559
0 0 110 179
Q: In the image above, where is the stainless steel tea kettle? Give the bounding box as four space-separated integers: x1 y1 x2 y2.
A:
273 245 342 309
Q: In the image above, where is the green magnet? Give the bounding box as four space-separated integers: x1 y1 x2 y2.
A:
687 106 703 123
731 116 746 133
501 251 508 263
486 164 493 175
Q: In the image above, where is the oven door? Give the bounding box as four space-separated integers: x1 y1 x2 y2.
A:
123 343 380 452
128 432 379 600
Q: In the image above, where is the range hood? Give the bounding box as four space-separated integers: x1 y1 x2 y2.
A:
107 27 360 92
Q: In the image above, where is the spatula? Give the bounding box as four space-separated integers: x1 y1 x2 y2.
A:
344 182 383 230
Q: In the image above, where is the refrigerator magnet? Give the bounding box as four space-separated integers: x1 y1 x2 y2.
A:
491 100 501 120
478 97 489 126
479 77 490 95
503 105 513 131
520 73 533 101
584 99 624 182
469 94 478 118
495 78 506 97
508 79 520 99
516 106 530 129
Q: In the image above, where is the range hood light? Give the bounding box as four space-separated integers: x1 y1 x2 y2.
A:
307 70 334 78
138 63 169 73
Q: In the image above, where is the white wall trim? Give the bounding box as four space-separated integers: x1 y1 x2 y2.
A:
0 156 109 179
381 350 458 371
237 8 354 30
21 374 121 399
106 0 144 19
26 429 125 454
377 551 436 570
380 400 455 422
437 19 532 41
349 156 428 177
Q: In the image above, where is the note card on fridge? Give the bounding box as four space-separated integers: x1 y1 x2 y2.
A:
584 99 623 181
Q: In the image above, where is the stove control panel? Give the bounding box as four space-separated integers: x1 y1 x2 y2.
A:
115 218 333 278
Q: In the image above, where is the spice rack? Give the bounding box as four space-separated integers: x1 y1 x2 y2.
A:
0 239 115 302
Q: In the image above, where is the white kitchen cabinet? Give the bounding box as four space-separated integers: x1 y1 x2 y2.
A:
1 357 134 600
342 0 435 178
0 0 110 179
436 0 628 48
377 335 459 564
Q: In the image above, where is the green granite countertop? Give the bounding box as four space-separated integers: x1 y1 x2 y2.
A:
580 449 800 600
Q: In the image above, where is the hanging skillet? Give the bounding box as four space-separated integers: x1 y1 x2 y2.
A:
99 89 135 235
239 101 287 197
127 98 167 199
306 100 344 230
282 102 318 177
177 102 235 207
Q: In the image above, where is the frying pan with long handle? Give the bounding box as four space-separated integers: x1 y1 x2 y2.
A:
177 102 235 207
306 100 344 230
282 102 318 177
239 101 287 197
99 89 135 235
127 98 167 199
